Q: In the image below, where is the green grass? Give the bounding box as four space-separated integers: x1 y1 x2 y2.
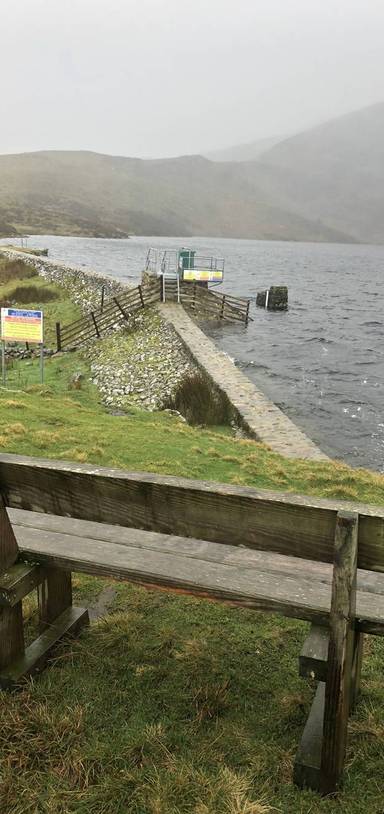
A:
0 262 384 813
1 360 384 504
0 263 81 347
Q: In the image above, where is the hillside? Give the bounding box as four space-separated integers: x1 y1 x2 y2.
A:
247 102 384 244
204 134 285 163
2 102 384 244
0 150 352 243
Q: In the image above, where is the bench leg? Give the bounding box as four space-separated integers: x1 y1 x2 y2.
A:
0 495 19 571
0 602 24 672
0 565 89 690
294 511 359 795
38 569 73 630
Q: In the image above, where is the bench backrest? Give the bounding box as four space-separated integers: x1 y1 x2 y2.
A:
0 453 383 572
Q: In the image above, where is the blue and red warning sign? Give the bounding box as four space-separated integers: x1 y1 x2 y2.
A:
1 308 43 343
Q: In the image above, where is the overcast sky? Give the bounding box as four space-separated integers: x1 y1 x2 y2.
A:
1 0 384 158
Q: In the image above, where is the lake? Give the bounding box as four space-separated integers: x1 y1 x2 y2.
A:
22 234 384 473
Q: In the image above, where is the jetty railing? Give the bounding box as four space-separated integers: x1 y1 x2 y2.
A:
179 283 251 324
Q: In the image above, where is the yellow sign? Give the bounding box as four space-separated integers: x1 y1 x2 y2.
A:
183 269 223 282
1 308 43 343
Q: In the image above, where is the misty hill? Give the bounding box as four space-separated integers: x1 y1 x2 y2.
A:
204 135 285 163
245 102 384 244
0 150 351 243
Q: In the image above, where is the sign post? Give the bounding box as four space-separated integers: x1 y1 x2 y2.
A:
1 342 5 386
0 308 44 387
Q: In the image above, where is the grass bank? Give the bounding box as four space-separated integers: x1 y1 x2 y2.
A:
1 255 384 814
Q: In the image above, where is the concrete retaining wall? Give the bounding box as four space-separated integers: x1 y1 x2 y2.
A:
158 303 329 461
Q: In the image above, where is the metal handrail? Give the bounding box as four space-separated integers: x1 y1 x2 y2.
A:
146 247 225 277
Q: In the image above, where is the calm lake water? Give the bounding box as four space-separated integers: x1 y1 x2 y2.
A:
24 234 384 473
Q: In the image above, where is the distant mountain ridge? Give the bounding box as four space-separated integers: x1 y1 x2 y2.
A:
204 135 286 163
0 150 351 243
0 102 383 243
213 101 384 244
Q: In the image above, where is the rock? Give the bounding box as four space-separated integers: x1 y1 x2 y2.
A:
69 371 84 390
256 286 288 310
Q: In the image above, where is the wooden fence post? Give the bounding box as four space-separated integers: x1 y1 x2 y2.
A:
91 312 101 338
56 322 62 352
138 285 145 308
113 297 130 322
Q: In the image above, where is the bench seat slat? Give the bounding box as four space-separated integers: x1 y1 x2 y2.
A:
11 513 384 635
10 510 384 597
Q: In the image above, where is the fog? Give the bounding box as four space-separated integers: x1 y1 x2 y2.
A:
1 0 384 157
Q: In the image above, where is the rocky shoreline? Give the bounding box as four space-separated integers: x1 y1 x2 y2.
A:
84 309 195 412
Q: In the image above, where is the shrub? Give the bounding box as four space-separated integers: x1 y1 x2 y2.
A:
0 259 37 285
166 372 234 426
6 285 58 303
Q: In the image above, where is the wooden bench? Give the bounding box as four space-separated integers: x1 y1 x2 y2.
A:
1 453 384 795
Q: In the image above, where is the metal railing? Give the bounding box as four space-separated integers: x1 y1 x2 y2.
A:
145 248 225 277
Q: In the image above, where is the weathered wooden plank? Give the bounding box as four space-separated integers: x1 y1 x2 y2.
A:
13 509 336 576
0 601 24 670
299 625 329 681
0 606 89 689
60 324 99 347
18 530 332 625
38 569 73 631
9 521 384 633
1 454 384 570
11 509 384 597
294 682 325 790
0 562 46 607
0 495 19 572
320 511 358 794
13 508 384 593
